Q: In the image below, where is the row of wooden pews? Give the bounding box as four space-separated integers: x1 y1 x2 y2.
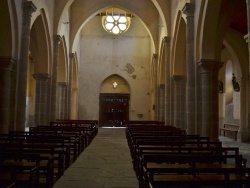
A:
0 120 98 188
126 123 250 188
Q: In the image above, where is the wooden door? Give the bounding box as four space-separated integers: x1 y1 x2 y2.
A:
99 93 129 127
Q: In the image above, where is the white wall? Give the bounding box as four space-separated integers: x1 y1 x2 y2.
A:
79 15 152 120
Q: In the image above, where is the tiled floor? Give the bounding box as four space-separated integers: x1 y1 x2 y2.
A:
53 128 250 188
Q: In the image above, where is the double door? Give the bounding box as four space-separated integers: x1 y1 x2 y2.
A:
99 93 129 127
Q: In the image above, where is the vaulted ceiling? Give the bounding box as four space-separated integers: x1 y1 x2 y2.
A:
227 0 247 35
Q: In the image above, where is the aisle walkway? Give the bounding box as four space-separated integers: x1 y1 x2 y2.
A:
53 127 138 188
54 128 250 188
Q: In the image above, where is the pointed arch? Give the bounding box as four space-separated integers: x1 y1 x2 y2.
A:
30 10 51 74
158 41 165 85
58 36 68 82
70 0 159 53
172 11 186 76
100 74 130 94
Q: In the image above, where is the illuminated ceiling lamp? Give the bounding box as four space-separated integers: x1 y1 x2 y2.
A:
102 8 131 35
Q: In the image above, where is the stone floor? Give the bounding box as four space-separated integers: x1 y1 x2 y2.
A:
53 127 250 188
53 127 138 188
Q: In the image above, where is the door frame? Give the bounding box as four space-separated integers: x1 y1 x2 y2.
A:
99 93 130 127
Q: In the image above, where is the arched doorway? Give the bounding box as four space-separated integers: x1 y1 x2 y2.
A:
99 74 130 127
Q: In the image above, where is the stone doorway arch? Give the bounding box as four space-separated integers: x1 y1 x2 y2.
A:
99 74 130 127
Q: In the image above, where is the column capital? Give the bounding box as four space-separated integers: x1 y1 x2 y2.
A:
58 82 67 87
70 53 76 59
158 84 165 89
55 35 62 45
182 3 195 17
163 36 171 45
33 73 50 80
72 88 78 92
153 53 158 59
198 59 224 73
172 75 186 84
23 1 37 15
0 56 15 71
244 34 249 42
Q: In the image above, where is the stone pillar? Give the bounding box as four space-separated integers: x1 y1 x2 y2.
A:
158 84 165 122
170 81 175 126
46 77 51 124
33 74 50 126
57 82 67 120
173 75 186 130
68 53 74 119
163 36 171 125
16 2 36 131
50 35 62 121
182 3 195 134
0 57 15 133
198 59 223 141
153 54 158 120
244 0 250 142
71 88 79 119
64 84 68 119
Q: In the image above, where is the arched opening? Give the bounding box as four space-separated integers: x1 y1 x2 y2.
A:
99 74 130 127
28 13 51 127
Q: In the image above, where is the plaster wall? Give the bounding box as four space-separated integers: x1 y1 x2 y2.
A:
79 16 151 121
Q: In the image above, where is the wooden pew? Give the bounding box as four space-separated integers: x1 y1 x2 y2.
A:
2 133 70 179
55 119 98 126
219 123 239 141
0 152 41 188
30 125 91 153
28 129 81 161
126 121 165 126
0 120 98 187
133 140 222 178
142 154 249 188
125 125 249 188
50 120 98 143
1 148 54 188
136 146 239 177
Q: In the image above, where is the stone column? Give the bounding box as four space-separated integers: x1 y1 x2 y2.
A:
173 75 186 130
46 77 51 124
71 88 78 119
50 35 62 121
198 59 223 141
158 84 165 122
170 81 175 126
0 57 15 133
57 82 67 120
182 3 195 134
68 53 74 119
244 0 250 142
16 1 36 131
64 84 68 119
33 74 50 126
153 54 158 120
163 36 171 125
